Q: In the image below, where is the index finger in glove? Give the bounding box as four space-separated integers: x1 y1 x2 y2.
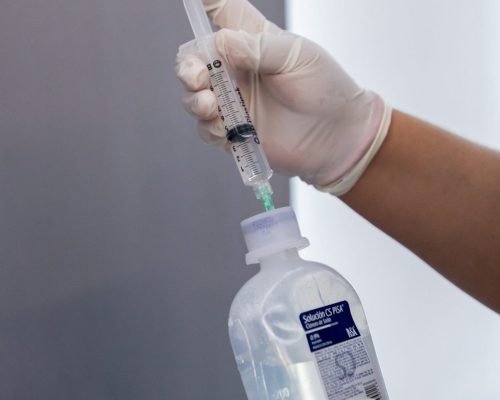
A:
202 0 281 34
176 51 210 92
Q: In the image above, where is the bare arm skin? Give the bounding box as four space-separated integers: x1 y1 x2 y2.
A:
342 110 500 312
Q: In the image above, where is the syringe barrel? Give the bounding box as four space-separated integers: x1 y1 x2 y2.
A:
183 0 273 190
183 36 273 188
206 43 273 186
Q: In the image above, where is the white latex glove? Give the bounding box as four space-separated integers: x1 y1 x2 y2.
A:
176 0 391 194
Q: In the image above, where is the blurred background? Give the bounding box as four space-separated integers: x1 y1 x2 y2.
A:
0 1 286 399
0 0 498 399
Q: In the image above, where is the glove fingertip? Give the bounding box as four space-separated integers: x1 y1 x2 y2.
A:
183 90 218 121
198 118 227 147
176 54 209 91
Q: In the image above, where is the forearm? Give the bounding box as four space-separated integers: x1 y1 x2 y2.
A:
341 110 500 312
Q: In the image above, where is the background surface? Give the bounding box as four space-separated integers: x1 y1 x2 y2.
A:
0 1 286 399
288 1 500 399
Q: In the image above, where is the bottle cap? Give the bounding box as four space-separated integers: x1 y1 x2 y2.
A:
241 206 309 265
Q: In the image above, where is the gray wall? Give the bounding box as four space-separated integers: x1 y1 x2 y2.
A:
0 1 286 399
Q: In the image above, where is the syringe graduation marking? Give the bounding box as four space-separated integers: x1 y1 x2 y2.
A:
210 69 242 128
234 141 263 178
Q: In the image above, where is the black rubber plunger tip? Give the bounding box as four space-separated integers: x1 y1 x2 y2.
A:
226 123 257 143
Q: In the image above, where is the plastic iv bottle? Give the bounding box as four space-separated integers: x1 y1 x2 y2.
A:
229 207 389 400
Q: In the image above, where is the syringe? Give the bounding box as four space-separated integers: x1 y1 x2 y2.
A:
183 0 274 211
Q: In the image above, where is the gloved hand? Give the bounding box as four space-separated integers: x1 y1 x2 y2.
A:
176 0 391 194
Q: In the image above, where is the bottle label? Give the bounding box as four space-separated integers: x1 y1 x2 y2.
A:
299 301 385 399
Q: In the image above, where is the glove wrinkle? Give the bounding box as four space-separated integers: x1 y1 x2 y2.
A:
275 35 303 74
203 0 227 19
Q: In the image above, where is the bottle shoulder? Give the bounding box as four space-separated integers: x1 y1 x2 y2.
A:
230 257 361 319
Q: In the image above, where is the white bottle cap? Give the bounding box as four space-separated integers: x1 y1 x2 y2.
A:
241 206 310 265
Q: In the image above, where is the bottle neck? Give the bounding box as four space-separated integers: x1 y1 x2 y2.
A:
259 248 301 271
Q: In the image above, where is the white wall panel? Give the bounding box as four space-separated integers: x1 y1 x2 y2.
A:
287 1 500 398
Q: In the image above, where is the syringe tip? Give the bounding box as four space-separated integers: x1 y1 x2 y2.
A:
253 182 275 211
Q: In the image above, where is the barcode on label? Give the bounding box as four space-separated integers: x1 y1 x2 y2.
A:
364 380 382 400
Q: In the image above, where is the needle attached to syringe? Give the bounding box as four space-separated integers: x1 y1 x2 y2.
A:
183 0 275 211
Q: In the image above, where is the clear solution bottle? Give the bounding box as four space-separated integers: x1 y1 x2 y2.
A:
229 206 389 400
